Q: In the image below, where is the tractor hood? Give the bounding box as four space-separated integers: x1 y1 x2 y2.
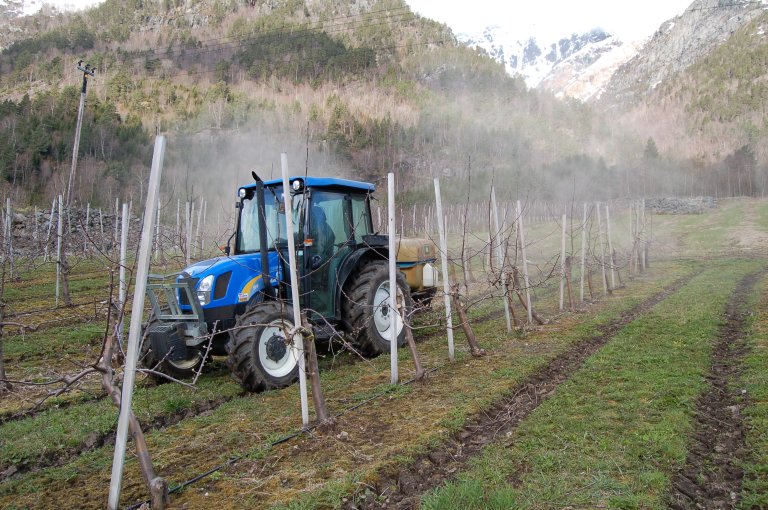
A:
182 255 257 279
179 252 281 309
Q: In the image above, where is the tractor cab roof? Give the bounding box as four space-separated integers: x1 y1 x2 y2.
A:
239 176 375 196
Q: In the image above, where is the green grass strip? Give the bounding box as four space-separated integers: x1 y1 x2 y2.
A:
0 370 242 471
3 323 104 363
422 259 761 510
739 274 768 508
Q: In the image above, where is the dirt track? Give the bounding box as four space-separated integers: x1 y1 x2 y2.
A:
668 269 764 509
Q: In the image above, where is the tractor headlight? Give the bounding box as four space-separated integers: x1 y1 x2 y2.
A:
197 275 214 306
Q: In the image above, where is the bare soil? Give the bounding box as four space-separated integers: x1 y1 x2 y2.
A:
668 269 764 510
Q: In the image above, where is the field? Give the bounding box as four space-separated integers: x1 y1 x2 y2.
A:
1 197 768 509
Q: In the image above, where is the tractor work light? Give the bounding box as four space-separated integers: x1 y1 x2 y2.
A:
238 188 247 198
292 179 302 191
197 274 214 305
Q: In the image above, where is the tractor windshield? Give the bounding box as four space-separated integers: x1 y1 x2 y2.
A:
236 186 304 253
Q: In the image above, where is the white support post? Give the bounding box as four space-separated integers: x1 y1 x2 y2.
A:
154 195 161 261
113 197 119 254
118 203 129 344
176 198 180 249
44 197 55 262
491 188 512 332
559 212 566 311
84 203 90 255
388 173 399 384
185 201 191 266
280 153 310 426
98 208 104 251
606 204 616 289
55 195 63 306
4 198 12 279
596 202 608 294
108 135 166 510
195 202 203 259
579 203 587 303
33 205 39 246
433 178 455 361
517 201 533 324
202 200 207 254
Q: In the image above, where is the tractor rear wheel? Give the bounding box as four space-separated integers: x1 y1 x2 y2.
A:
140 318 204 382
342 260 413 356
227 301 300 392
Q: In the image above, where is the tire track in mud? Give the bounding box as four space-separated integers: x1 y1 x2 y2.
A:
668 269 765 510
345 271 701 510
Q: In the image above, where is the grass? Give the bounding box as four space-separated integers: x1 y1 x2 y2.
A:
0 262 691 509
421 259 761 510
3 323 104 363
739 272 768 508
0 368 241 471
754 199 768 230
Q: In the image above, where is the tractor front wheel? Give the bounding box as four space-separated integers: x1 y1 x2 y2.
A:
342 260 413 356
227 301 300 392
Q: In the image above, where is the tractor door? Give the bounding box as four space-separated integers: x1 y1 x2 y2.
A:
306 190 351 318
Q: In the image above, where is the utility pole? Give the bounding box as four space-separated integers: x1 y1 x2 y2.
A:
65 60 95 207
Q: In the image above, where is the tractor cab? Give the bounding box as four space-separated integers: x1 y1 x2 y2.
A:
235 176 377 322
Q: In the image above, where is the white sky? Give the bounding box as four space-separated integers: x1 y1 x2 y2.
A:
406 0 693 41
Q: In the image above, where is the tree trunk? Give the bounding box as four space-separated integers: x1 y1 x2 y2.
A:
565 256 574 311
300 313 330 423
450 284 485 357
398 288 425 380
512 266 544 325
60 250 72 306
504 271 522 328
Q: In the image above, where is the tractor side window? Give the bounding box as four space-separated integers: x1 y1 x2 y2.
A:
350 195 372 243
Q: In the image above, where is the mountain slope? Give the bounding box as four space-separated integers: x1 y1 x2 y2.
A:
0 0 641 206
603 0 767 105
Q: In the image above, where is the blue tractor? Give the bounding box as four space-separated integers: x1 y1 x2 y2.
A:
142 175 438 391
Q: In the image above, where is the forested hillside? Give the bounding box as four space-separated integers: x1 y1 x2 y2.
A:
1 0 765 208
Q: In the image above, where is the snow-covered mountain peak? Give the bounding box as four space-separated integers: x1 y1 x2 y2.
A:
458 25 642 101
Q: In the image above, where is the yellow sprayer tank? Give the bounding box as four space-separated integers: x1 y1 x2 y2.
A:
396 237 439 302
